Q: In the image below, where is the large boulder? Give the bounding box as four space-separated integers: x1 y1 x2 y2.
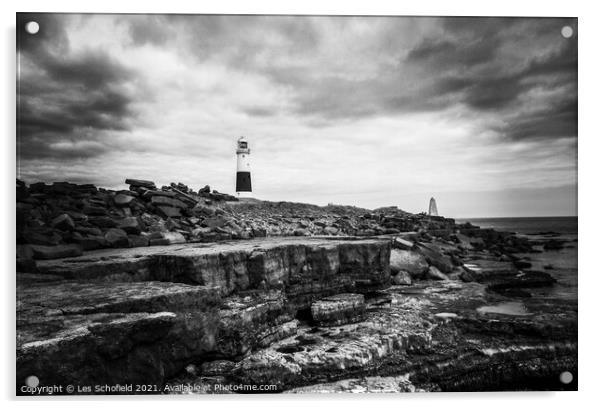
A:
192 204 215 217
128 235 149 248
74 235 108 251
151 196 187 209
415 243 455 274
50 214 75 231
426 266 449 281
323 226 339 235
30 244 82 260
156 206 182 218
162 231 187 244
390 249 429 278
22 229 62 246
117 217 142 235
88 216 118 228
82 204 108 216
104 228 129 248
125 179 156 190
393 237 414 250
203 216 228 229
114 193 135 207
149 231 186 246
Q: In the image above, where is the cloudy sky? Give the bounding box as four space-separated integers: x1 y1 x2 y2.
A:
17 13 577 217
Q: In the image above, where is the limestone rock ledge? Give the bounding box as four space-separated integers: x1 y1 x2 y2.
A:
16 237 390 392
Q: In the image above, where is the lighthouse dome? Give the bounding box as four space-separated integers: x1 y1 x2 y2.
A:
236 136 250 153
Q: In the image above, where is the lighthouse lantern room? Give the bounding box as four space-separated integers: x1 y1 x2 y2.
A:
236 136 252 197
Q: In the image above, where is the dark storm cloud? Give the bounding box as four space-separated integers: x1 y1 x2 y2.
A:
402 17 577 139
219 15 576 142
176 14 321 68
406 37 499 67
17 13 137 160
421 33 578 112
42 50 133 88
217 15 576 141
497 98 577 140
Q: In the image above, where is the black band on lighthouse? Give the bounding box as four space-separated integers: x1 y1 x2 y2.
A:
236 171 252 192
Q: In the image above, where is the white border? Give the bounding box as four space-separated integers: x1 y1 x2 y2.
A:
2 1 600 408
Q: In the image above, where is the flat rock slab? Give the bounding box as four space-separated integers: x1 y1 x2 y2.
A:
17 281 221 324
311 293 366 326
34 237 391 300
462 260 518 282
37 237 386 274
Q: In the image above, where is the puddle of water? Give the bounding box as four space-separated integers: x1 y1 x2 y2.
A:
477 301 532 316
435 312 458 319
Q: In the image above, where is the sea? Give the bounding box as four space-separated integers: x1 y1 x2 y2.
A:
455 216 578 302
454 216 577 236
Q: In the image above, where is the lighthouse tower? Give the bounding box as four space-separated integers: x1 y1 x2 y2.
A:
235 136 252 198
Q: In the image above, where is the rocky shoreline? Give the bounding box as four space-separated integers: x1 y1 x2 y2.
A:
16 179 577 394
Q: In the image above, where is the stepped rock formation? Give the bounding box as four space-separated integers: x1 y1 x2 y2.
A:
17 238 391 389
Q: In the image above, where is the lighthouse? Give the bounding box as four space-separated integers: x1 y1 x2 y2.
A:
235 136 252 197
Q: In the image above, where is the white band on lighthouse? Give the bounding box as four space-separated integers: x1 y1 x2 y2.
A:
236 136 252 196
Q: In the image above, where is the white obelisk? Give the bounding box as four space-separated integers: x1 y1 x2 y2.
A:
235 136 252 198
428 197 439 216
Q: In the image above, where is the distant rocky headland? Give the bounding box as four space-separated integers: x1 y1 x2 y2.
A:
16 179 577 394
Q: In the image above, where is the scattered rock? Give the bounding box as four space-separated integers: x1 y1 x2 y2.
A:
201 360 236 376
391 270 412 285
543 240 565 250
